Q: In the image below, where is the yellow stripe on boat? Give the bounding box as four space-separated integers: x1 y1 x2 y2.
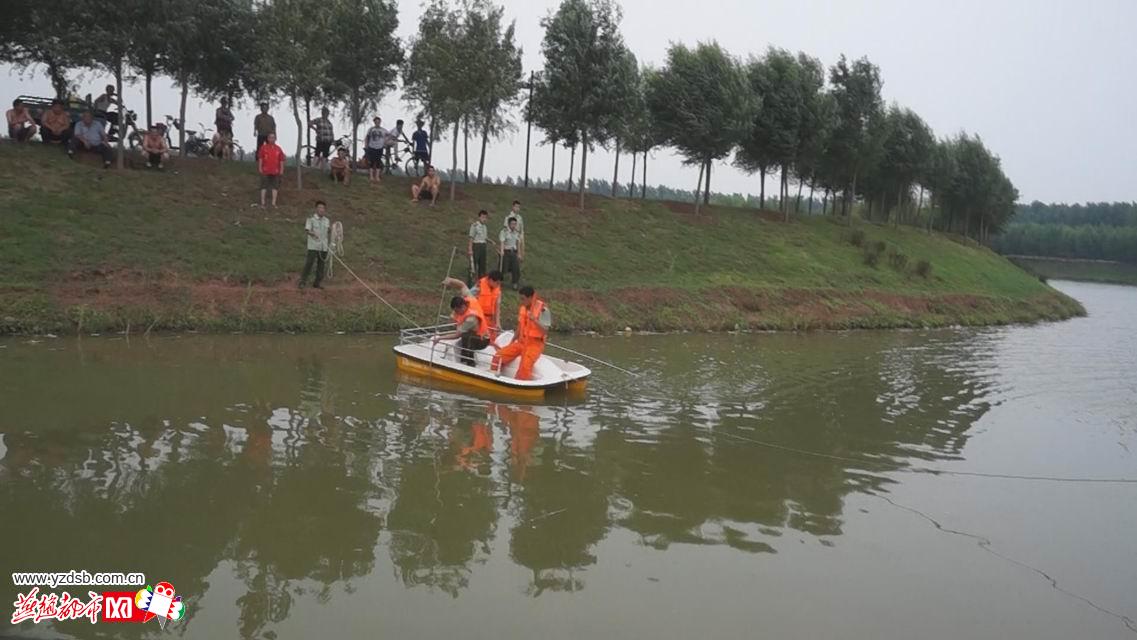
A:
396 355 550 399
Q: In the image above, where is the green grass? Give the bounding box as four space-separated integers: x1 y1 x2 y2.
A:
1008 256 1137 287
0 143 1082 334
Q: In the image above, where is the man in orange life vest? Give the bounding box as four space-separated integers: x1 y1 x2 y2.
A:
443 273 503 338
492 285 551 381
432 292 491 366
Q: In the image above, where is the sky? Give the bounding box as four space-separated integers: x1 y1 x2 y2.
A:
4 0 1136 204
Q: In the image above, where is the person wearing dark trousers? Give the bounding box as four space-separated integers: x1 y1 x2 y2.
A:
67 111 114 168
432 294 491 367
299 201 331 289
499 216 522 290
468 209 489 281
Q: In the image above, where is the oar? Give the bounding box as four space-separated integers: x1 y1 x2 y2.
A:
434 246 457 326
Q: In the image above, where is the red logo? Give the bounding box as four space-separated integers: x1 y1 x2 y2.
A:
101 592 145 623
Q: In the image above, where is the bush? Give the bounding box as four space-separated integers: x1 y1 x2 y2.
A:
871 240 887 254
849 229 866 247
915 259 933 278
863 247 881 267
887 247 909 270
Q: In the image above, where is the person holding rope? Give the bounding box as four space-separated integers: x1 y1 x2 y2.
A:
299 201 331 289
491 285 550 380
432 287 492 367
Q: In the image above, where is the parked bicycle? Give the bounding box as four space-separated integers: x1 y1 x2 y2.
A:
303 134 351 167
403 145 430 177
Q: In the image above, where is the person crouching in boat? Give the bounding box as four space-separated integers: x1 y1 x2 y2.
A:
491 286 551 380
433 290 491 366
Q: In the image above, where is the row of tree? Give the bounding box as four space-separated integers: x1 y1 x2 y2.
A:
991 223 1137 263
1013 201 1137 227
4 0 1020 241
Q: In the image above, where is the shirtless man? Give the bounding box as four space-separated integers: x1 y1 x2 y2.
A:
141 125 170 169
40 99 71 144
6 99 37 142
329 147 351 185
410 165 441 206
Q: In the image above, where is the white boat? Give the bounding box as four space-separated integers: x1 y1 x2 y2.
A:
393 324 591 399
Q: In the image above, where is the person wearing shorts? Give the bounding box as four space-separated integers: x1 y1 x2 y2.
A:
411 165 440 205
257 132 286 207
411 120 430 165
308 107 335 169
364 116 387 184
6 99 37 142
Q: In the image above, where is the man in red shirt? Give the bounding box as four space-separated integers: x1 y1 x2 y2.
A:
257 132 286 208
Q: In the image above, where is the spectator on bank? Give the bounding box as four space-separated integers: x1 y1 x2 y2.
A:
257 132 286 208
6 99 38 142
499 216 523 289
308 107 335 169
411 120 431 164
364 116 387 184
468 209 490 280
410 165 440 205
215 98 235 138
299 201 331 289
40 99 72 144
383 118 409 170
67 111 114 168
141 125 169 169
211 129 234 160
253 102 275 153
92 85 118 128
330 148 351 185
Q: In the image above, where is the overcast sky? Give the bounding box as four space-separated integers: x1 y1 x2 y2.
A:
5 0 1135 203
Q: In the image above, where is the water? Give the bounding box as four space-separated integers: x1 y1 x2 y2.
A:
1 281 1134 639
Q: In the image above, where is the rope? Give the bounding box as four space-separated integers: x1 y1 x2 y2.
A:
329 253 423 329
545 342 640 377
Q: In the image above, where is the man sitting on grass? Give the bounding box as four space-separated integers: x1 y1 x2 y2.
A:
330 148 351 185
141 125 169 169
67 111 114 168
6 99 37 142
40 99 72 144
410 165 440 206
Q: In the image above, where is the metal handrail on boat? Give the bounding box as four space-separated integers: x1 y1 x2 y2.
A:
399 322 456 345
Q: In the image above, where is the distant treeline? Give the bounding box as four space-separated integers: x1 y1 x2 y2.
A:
991 202 1137 263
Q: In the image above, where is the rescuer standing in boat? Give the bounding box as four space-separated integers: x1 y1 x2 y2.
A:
492 285 550 380
435 281 492 366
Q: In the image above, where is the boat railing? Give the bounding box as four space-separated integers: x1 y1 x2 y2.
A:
399 323 456 345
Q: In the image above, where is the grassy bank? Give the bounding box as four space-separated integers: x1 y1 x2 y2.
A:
1007 256 1137 287
0 143 1082 334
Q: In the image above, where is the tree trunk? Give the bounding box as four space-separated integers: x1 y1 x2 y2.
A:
641 149 647 199
450 120 460 201
896 185 903 227
693 159 705 216
611 137 620 197
795 177 804 216
549 143 556 188
578 132 588 212
144 69 153 132
477 116 490 184
917 186 927 233
523 72 534 188
759 167 766 208
807 181 815 215
177 74 188 157
703 158 711 205
567 143 576 191
848 170 858 226
463 118 469 182
629 150 637 198
114 62 125 169
45 57 69 98
291 93 303 189
304 96 311 166
428 116 437 157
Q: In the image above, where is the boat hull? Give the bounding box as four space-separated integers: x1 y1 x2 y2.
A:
394 351 589 399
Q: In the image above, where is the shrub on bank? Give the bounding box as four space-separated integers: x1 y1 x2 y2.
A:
915 259 933 278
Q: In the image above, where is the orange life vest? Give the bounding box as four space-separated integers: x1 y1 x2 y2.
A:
516 297 547 342
476 276 500 323
453 295 489 339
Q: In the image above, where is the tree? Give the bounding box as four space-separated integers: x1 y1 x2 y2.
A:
326 0 402 166
647 41 755 214
737 48 803 215
826 55 883 222
127 0 177 129
254 0 334 188
80 0 143 168
403 0 478 201
461 1 523 184
606 49 639 197
538 0 633 211
1 0 85 97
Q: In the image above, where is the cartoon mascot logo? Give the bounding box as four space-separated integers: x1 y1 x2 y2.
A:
135 582 185 625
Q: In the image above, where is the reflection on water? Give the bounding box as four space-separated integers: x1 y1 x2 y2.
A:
1 281 1134 639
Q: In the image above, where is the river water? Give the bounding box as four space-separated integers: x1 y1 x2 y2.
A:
1 281 1134 639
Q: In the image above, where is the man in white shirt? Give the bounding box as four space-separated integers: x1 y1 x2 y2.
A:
299 201 331 289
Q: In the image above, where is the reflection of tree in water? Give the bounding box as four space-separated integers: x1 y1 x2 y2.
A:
385 423 498 598
503 406 609 596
